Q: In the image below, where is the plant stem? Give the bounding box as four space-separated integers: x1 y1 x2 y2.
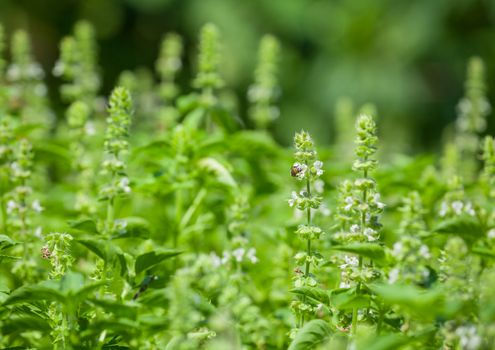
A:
301 163 312 327
174 188 183 248
105 196 114 235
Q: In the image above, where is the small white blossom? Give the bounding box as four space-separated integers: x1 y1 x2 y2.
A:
344 196 354 211
118 177 131 193
418 245 430 259
246 248 258 264
374 193 385 209
439 201 448 217
340 255 359 269
288 191 298 207
388 268 400 283
464 202 475 216
319 203 331 216
363 227 378 241
313 160 324 176
350 224 360 234
6 200 17 213
34 226 43 238
85 121 96 136
210 253 222 267
232 248 245 262
314 179 324 194
392 242 403 256
452 201 464 215
455 325 481 350
31 199 44 213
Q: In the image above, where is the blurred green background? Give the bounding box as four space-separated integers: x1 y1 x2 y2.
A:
1 0 495 151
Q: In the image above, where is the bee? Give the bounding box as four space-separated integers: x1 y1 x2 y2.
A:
290 163 303 177
41 246 51 259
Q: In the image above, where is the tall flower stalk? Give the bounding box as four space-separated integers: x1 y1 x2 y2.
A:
288 131 325 334
99 87 133 235
248 34 280 129
192 23 223 130
335 114 384 337
455 57 491 180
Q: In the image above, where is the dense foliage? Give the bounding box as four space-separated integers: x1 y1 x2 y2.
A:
1 21 495 350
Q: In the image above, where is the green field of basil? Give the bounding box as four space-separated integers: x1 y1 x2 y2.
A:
0 20 494 350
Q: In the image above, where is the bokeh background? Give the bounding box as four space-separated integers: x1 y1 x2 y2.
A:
1 0 495 151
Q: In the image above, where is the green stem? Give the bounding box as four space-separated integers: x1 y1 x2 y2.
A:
105 196 114 235
351 256 363 336
301 165 312 327
0 196 7 236
174 188 183 248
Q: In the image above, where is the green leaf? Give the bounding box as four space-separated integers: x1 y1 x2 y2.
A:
361 334 412 350
331 288 370 311
433 217 484 243
288 319 332 350
69 219 99 234
0 235 17 251
111 217 151 240
177 93 199 114
330 243 387 264
33 141 72 163
290 287 330 305
472 246 495 258
210 106 242 132
370 283 444 318
131 140 172 160
3 280 66 306
135 249 182 274
76 237 128 276
183 108 205 129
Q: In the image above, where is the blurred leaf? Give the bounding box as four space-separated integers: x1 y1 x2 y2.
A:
210 106 242 132
3 280 65 306
33 141 72 163
0 234 17 251
434 216 484 243
331 288 370 311
135 249 182 274
76 237 127 276
359 333 411 350
288 319 332 350
290 286 330 305
370 283 443 317
69 219 99 234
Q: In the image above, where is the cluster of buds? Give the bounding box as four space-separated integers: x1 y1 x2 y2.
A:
481 136 495 198
455 57 491 180
42 232 74 279
53 21 100 105
156 33 183 102
439 237 479 302
438 176 476 218
288 131 325 331
99 87 133 201
248 35 280 128
335 114 384 246
5 139 42 237
388 192 431 285
6 30 51 128
333 114 383 336
193 23 224 109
